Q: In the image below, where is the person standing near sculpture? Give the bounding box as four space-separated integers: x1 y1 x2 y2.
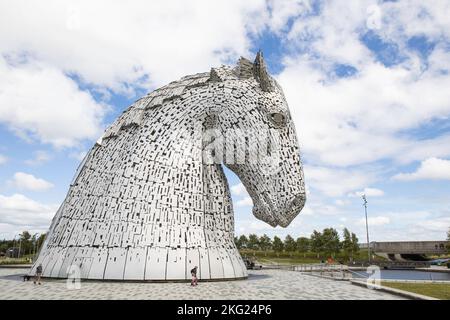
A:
34 264 42 285
191 266 198 286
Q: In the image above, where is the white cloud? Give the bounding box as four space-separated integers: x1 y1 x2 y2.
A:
8 172 54 192
266 0 313 34
394 134 450 165
0 0 267 91
69 150 88 162
0 57 108 148
286 1 450 69
2 0 447 160
299 203 314 215
357 216 390 227
0 154 7 165
309 203 340 216
416 216 450 234
287 1 374 67
278 57 450 168
304 165 375 197
348 187 384 198
237 219 273 235
236 218 299 235
393 157 450 181
236 196 253 207
230 183 248 196
349 210 448 241
379 1 450 43
0 193 57 237
335 199 350 206
231 183 253 207
0 1 274 148
277 1 450 170
25 150 52 166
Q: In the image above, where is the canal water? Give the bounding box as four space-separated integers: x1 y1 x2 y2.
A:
351 269 450 281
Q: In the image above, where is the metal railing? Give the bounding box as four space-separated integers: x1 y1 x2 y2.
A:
350 260 430 268
292 263 353 280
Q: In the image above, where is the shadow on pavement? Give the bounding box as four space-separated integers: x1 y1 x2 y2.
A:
0 273 27 282
247 272 272 281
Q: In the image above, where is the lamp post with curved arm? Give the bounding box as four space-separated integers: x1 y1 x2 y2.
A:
362 195 371 263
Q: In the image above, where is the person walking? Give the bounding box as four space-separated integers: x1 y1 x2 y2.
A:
34 264 43 285
190 266 198 286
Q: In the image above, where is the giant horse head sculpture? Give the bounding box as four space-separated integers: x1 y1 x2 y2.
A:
29 52 306 281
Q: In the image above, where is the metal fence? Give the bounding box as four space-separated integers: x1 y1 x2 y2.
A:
291 263 353 280
350 260 430 268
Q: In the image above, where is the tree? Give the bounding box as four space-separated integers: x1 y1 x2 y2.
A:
321 228 340 258
20 231 32 241
234 236 240 249
0 239 14 255
342 228 359 262
296 237 310 257
296 237 310 252
272 236 284 255
238 235 248 249
284 235 296 255
351 232 360 259
310 230 323 258
248 234 260 251
342 228 353 261
447 228 450 253
18 231 32 257
0 231 47 259
259 234 272 253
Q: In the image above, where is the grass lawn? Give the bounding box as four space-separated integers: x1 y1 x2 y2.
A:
0 257 31 265
381 282 450 300
239 249 386 265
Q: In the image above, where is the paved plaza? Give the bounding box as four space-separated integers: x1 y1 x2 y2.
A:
0 268 404 300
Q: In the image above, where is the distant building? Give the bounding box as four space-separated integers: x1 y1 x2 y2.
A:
358 242 373 249
363 241 449 261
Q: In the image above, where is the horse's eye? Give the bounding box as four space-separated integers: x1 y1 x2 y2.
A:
269 112 286 127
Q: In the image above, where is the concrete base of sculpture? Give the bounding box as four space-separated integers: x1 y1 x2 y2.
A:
31 245 248 281
37 274 248 283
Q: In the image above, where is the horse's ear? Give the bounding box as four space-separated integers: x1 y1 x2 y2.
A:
236 57 254 79
253 51 274 92
209 68 223 82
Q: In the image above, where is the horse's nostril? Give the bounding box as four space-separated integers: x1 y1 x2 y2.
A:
290 194 305 211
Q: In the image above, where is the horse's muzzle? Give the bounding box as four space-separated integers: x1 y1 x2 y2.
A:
276 193 306 227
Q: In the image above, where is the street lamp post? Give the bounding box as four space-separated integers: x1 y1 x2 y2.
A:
18 237 22 259
33 233 39 262
12 235 17 258
362 195 371 263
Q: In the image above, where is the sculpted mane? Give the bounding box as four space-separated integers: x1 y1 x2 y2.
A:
100 52 277 143
100 71 211 142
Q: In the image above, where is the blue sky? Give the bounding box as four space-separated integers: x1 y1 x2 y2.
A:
0 0 449 242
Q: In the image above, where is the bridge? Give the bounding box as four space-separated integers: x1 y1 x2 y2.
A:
371 241 449 261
